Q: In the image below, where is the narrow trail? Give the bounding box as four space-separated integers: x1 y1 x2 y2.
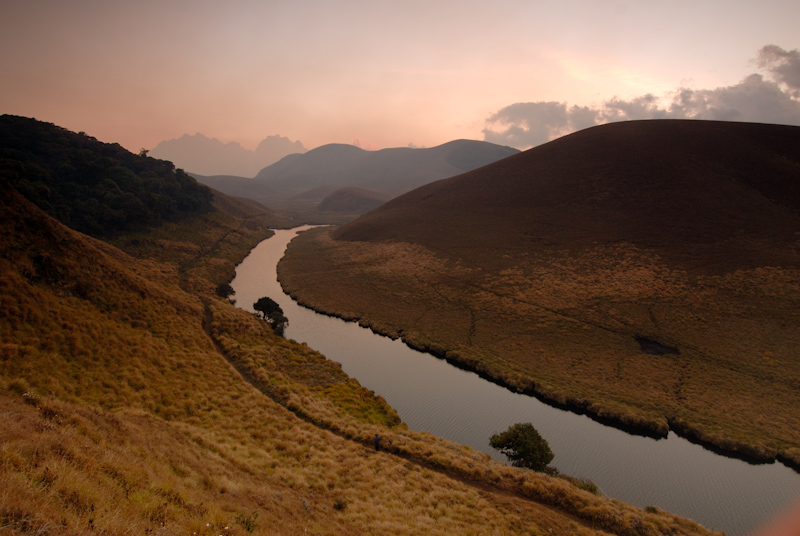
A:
177 211 275 292
196 298 607 534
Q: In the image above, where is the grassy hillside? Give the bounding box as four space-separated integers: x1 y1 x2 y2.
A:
277 120 800 468
0 121 718 535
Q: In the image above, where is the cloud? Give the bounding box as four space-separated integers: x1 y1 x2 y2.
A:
757 45 800 97
484 45 800 149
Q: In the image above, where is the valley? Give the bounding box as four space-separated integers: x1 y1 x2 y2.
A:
0 116 723 535
277 120 800 471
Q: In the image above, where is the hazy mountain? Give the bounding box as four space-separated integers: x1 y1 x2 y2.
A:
150 132 307 177
279 120 800 465
316 186 390 214
254 139 520 200
189 172 278 204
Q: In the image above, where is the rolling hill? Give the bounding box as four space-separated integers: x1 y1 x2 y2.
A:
278 119 800 467
193 139 519 220
0 117 717 535
316 187 390 214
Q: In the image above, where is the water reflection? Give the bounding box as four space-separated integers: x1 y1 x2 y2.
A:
231 226 800 536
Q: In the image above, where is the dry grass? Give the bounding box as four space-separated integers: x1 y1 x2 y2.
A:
275 122 800 468
0 186 721 535
278 222 800 468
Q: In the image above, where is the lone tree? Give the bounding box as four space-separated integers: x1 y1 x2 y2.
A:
253 296 288 336
489 422 554 471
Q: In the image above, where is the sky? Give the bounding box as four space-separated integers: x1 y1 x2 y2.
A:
2 0 799 153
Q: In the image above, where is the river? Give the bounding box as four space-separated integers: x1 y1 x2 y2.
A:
230 226 800 536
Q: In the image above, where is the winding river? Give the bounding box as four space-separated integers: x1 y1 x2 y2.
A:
230 226 800 536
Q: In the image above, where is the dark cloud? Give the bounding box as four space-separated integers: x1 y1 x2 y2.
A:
666 73 800 124
483 102 597 147
484 45 800 149
757 45 800 96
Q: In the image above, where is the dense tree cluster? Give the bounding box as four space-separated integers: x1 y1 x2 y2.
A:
0 115 213 237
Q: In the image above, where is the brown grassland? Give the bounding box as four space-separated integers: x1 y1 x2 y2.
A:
0 180 720 535
277 120 800 470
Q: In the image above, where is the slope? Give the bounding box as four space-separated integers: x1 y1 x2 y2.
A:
0 120 718 535
278 119 800 467
317 187 390 215
0 114 214 238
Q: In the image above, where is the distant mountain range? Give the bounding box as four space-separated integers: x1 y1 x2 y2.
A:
191 139 519 218
150 132 307 177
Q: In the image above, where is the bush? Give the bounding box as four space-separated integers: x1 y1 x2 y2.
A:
489 422 553 471
234 511 258 533
216 282 234 299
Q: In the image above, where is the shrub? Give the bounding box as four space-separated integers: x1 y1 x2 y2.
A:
215 283 234 299
489 423 553 471
233 511 258 533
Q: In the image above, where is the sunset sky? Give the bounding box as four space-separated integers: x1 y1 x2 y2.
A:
2 0 799 153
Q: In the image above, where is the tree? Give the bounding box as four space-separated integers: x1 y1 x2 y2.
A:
253 296 288 336
489 422 553 471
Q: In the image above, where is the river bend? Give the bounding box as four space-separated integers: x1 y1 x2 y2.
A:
230 226 800 536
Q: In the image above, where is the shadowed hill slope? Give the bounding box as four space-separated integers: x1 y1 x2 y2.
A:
335 120 800 270
255 139 519 199
189 172 278 204
279 120 800 467
317 187 389 214
0 120 718 535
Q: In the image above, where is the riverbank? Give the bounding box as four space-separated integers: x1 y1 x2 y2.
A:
281 273 800 469
276 226 800 473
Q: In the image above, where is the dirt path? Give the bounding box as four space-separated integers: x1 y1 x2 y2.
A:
197 299 693 536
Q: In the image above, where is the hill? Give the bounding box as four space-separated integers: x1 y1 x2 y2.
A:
317 187 389 214
189 172 278 204
254 139 519 199
277 120 800 467
197 139 519 221
150 132 307 177
0 118 717 535
0 115 214 237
